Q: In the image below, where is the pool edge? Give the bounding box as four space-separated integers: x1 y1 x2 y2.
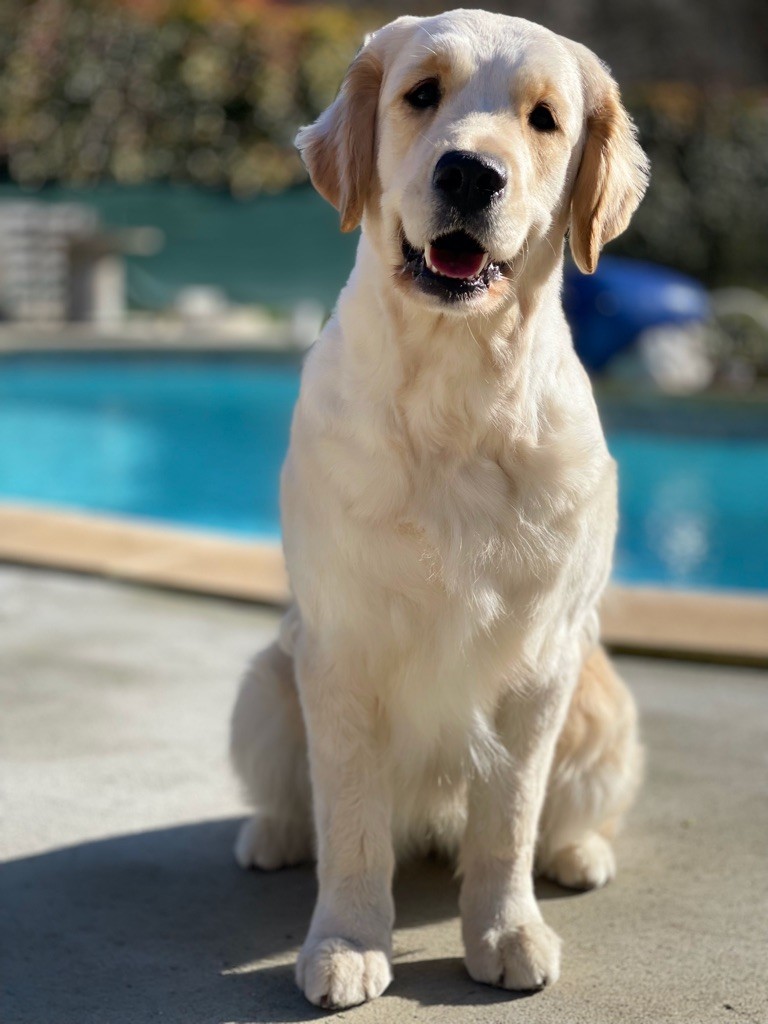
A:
1 502 766 665
0 502 287 603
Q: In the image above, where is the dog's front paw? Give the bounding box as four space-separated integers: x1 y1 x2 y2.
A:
464 919 561 992
296 937 392 1009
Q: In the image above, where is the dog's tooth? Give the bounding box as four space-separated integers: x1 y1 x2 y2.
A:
425 247 436 273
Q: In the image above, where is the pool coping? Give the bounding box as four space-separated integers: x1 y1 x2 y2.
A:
1 501 766 665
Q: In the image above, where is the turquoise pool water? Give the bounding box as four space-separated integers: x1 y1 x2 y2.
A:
1 352 766 592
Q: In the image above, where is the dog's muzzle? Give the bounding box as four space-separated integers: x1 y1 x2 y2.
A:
395 149 511 305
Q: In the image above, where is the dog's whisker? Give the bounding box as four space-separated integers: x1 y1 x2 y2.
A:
416 131 440 148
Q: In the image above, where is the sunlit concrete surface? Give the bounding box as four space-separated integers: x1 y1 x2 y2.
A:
1 565 766 1024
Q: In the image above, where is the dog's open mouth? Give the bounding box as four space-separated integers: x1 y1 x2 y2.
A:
400 230 503 302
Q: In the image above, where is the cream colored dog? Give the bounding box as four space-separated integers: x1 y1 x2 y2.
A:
231 9 647 1010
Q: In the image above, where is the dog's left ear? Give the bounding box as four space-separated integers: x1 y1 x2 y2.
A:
568 46 650 274
295 38 383 233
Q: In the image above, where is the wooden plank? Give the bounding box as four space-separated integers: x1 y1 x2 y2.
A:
0 503 289 604
601 584 768 663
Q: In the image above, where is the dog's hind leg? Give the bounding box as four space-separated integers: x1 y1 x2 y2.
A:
230 614 313 870
536 647 642 890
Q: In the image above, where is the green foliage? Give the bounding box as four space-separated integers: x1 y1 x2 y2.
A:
615 86 768 287
1 4 767 285
0 0 370 195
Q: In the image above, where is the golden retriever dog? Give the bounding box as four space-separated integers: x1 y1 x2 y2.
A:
231 9 647 1009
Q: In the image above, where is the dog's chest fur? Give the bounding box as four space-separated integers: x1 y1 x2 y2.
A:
285 320 612 664
280 295 616 793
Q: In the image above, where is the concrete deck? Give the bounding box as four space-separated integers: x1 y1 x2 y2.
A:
1 565 766 1024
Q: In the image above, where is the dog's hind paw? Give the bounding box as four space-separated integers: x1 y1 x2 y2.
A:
296 937 392 1009
233 812 312 871
543 832 616 891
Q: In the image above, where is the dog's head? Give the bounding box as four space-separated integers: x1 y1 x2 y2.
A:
297 10 649 316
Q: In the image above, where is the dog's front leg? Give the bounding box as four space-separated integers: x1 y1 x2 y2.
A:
294 650 394 1010
460 677 575 992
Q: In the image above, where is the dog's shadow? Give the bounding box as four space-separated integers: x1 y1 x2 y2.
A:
2 817 576 1024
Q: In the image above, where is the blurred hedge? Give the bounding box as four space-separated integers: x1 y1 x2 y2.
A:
615 86 768 287
0 0 371 195
0 0 767 286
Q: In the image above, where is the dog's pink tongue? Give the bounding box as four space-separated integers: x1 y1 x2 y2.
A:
427 244 486 279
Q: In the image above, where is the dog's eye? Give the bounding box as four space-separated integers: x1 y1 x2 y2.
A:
528 104 558 132
405 79 441 110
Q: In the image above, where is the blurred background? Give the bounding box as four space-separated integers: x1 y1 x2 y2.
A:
0 0 766 593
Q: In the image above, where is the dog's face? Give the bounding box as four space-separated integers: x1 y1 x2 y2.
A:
298 11 649 317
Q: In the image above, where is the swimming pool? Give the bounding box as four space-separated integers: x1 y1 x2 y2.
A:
1 352 765 592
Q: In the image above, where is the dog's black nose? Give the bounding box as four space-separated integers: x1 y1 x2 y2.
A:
433 151 507 215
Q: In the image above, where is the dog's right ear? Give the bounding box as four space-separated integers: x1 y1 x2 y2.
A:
296 39 383 233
